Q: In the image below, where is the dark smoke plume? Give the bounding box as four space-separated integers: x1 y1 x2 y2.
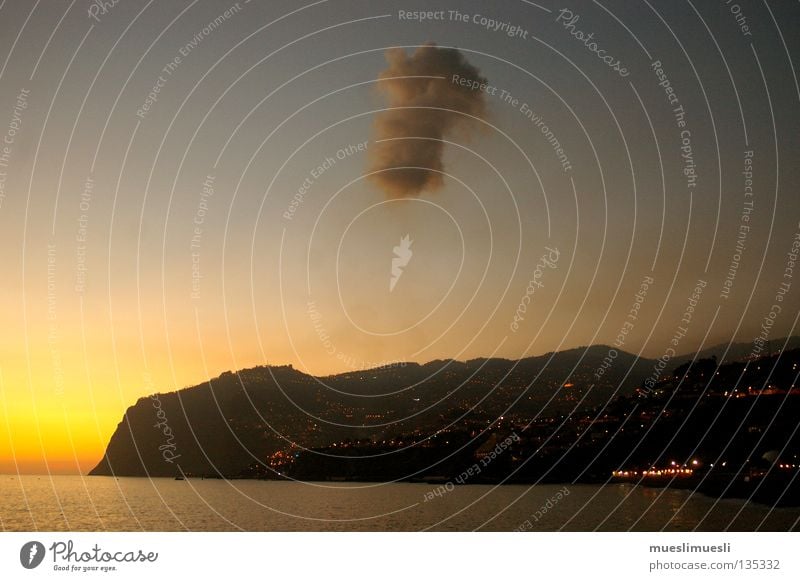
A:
367 44 488 197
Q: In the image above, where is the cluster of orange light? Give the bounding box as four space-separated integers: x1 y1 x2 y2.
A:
612 468 693 477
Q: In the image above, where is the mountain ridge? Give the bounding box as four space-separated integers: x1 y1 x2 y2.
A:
90 337 798 478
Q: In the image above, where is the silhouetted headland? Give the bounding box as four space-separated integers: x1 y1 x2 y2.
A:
90 339 800 506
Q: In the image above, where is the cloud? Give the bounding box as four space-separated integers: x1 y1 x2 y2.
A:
367 44 488 197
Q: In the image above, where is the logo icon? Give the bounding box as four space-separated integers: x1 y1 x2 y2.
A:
20 541 45 569
390 234 413 292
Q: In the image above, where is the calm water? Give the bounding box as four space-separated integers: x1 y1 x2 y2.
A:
1 475 798 531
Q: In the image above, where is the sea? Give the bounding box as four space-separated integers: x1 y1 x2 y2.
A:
1 475 798 531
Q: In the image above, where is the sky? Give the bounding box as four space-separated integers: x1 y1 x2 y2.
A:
0 0 798 473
